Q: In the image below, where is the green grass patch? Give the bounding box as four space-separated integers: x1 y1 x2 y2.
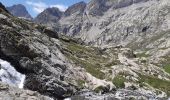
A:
136 52 149 58
139 75 170 96
163 64 170 74
66 54 105 79
112 75 126 88
158 56 170 74
62 40 119 79
77 79 85 88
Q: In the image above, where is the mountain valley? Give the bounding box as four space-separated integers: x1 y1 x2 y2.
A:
0 0 170 100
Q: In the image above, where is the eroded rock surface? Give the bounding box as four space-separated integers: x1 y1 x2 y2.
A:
0 82 51 100
0 3 114 99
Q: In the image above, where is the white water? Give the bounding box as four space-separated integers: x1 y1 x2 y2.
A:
64 98 71 100
0 59 25 88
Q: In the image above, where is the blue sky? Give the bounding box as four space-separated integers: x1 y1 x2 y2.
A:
0 0 89 18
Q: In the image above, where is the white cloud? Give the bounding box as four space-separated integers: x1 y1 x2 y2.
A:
50 4 68 12
26 1 68 14
26 1 48 13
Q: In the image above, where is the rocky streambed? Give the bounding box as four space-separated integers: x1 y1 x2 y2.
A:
0 59 52 100
68 89 167 100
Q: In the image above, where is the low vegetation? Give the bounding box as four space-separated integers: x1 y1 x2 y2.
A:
139 75 170 96
61 37 119 79
112 75 126 88
136 52 149 58
163 64 170 74
159 56 170 74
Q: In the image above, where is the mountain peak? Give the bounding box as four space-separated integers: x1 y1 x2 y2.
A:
34 7 63 24
64 1 86 16
7 4 32 20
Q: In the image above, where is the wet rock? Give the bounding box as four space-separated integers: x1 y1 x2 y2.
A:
0 82 51 100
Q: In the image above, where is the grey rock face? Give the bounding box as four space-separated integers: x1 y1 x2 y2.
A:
39 0 170 49
7 4 32 20
64 1 86 16
71 89 166 100
0 82 51 100
0 4 114 99
34 7 63 24
86 0 115 16
0 5 75 99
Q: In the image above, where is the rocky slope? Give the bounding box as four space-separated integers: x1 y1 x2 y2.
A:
0 2 114 99
7 4 32 20
1 1 170 100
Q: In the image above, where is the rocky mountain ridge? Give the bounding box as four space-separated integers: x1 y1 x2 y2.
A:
7 4 32 20
35 0 170 48
34 7 63 24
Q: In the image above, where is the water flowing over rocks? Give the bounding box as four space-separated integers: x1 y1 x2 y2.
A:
0 58 51 100
0 59 25 88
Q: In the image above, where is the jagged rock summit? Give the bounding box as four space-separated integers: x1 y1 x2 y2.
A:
34 7 63 24
7 4 32 20
64 1 86 16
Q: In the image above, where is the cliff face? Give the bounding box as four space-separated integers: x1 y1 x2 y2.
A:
64 1 86 17
0 5 78 98
36 0 170 49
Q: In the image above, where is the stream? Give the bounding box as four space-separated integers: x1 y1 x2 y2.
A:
0 59 25 88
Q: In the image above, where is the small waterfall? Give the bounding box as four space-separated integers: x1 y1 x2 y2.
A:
0 59 25 88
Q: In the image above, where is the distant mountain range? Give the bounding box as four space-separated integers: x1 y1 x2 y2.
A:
7 4 32 20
